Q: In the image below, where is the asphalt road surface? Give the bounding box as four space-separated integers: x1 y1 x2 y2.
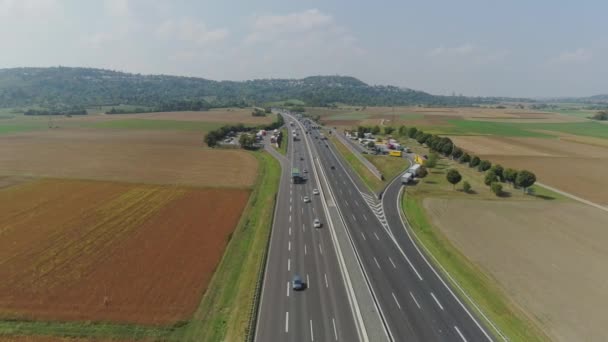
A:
255 125 360 342
305 121 495 342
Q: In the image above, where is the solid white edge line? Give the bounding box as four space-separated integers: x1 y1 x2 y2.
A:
391 292 402 310
410 291 421 309
390 174 500 341
455 326 468 342
430 292 444 311
285 311 289 333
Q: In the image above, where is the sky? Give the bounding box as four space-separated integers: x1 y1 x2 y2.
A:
0 0 606 97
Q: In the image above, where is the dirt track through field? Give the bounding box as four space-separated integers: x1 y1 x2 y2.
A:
0 179 249 324
424 198 608 342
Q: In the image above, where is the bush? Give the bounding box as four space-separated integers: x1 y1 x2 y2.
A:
478 160 492 172
515 170 537 192
446 169 462 189
504 168 518 186
490 164 504 181
460 153 471 164
462 181 472 193
484 170 498 186
426 152 438 168
417 166 428 178
469 156 480 168
491 182 503 196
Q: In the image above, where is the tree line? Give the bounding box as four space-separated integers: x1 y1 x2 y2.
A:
24 107 87 116
204 113 284 148
358 123 538 196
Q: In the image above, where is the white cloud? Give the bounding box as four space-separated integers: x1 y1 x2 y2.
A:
244 9 335 45
104 0 129 17
0 0 58 19
551 48 592 64
155 18 228 45
429 44 474 57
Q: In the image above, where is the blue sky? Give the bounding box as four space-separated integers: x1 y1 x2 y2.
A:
0 0 606 97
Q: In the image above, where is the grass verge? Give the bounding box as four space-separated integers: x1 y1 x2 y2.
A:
0 151 280 342
178 151 280 342
328 135 383 192
277 128 288 155
402 194 549 341
363 154 408 185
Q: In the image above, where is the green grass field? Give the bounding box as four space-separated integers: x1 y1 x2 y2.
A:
0 151 280 342
418 119 608 139
89 119 226 131
363 154 408 184
327 112 370 120
329 135 384 192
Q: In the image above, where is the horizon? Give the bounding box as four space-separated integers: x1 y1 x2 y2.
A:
1 0 607 97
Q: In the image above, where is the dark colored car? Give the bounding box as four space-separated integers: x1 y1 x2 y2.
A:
292 275 304 290
330 165 335 170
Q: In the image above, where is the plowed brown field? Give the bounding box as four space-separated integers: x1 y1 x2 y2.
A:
0 179 249 325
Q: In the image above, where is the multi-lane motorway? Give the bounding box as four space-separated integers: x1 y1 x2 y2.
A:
256 113 496 342
255 122 360 342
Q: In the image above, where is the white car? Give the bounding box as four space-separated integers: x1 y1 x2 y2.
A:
303 196 311 203
313 189 319 195
313 219 322 228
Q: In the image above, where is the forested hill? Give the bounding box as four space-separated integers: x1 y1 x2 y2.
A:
0 67 497 108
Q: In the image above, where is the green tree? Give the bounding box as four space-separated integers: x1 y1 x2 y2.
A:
462 181 472 193
469 155 480 168
490 164 504 181
417 166 428 178
407 127 418 138
478 160 492 172
451 147 463 160
398 125 407 136
484 170 498 186
371 125 381 135
503 168 518 186
384 126 395 135
460 153 471 164
367 141 375 148
491 182 503 196
446 169 462 189
426 152 438 168
515 170 537 192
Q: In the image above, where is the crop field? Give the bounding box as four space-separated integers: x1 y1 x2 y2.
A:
450 135 608 205
0 178 250 325
424 198 608 342
0 129 258 188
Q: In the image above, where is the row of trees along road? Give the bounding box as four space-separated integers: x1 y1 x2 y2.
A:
204 113 284 148
357 123 538 196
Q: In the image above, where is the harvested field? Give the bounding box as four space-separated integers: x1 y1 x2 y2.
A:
0 129 257 188
0 179 250 325
0 337 141 342
135 108 275 125
424 198 608 342
450 135 608 205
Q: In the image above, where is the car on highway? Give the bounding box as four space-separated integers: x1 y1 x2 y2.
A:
303 196 310 203
313 189 319 195
330 165 335 170
300 157 304 160
303 169 308 173
313 219 322 228
292 275 304 291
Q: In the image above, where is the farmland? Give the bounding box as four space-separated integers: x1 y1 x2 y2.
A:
425 198 608 342
0 109 280 341
0 179 249 324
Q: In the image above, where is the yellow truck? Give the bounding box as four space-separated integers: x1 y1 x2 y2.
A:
414 154 427 165
389 150 402 157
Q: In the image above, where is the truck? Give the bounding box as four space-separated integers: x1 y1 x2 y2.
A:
290 121 294 127
408 164 421 176
291 168 303 184
389 150 402 157
401 172 414 184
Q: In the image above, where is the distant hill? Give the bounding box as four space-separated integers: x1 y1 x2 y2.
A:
0 67 515 109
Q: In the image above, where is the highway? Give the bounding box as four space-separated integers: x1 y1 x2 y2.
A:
304 120 495 341
255 124 360 342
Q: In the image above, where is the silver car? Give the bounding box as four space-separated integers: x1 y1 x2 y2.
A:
313 219 322 228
